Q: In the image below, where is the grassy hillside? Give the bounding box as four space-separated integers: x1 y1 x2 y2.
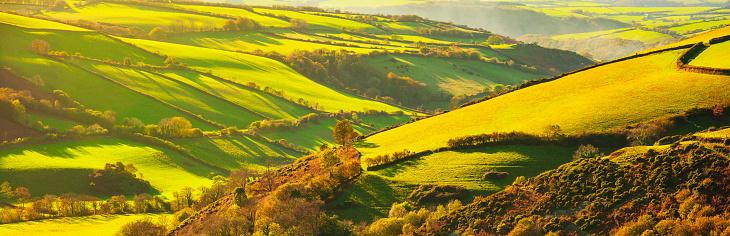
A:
687 40 730 68
360 47 730 159
120 37 408 113
0 12 89 31
0 213 172 236
27 112 81 132
42 2 229 31
74 59 261 128
0 24 214 129
252 8 381 32
264 116 412 151
173 136 302 172
174 4 291 27
0 138 217 198
364 54 542 96
166 30 403 55
158 70 312 120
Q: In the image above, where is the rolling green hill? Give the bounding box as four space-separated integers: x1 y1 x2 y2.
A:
0 213 173 236
172 136 302 172
42 2 229 32
120 36 408 113
359 39 730 159
0 138 217 198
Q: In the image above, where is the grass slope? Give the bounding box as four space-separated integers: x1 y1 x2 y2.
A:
42 2 229 31
158 70 312 120
75 60 260 128
0 12 89 31
0 25 213 129
688 40 730 68
173 136 301 172
264 116 412 151
0 138 217 198
166 30 402 55
120 36 407 113
365 54 542 96
174 4 290 27
360 48 730 159
27 112 81 132
253 8 380 32
0 213 172 236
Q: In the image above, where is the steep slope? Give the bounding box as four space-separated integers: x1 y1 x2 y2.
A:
359 30 730 159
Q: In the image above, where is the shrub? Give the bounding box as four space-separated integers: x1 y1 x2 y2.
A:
572 144 604 161
483 171 509 180
89 162 152 195
408 184 469 205
116 218 167 236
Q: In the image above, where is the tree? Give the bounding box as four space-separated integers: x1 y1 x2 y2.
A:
486 35 505 45
291 19 309 31
572 144 604 161
543 124 563 141
148 27 167 40
30 39 50 55
128 26 146 38
14 187 30 207
223 19 237 31
235 17 255 30
123 57 132 66
158 117 192 138
333 120 357 146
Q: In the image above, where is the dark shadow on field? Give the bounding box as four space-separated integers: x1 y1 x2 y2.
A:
0 168 158 198
353 140 378 149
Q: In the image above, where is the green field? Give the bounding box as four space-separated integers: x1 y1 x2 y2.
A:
42 2 229 32
0 12 89 31
329 173 412 223
0 213 172 236
120 36 408 113
601 28 673 44
174 4 291 27
158 70 312 120
167 30 404 55
74 60 261 129
264 116 412 151
694 127 730 139
0 138 217 198
365 54 542 96
670 19 730 35
0 24 213 128
688 40 730 68
371 145 576 193
253 7 381 31
27 112 81 132
640 26 730 53
359 48 730 159
552 28 628 40
173 136 301 172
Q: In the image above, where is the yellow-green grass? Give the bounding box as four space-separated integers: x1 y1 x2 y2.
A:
552 28 628 40
329 173 412 223
600 28 673 44
472 47 511 61
535 8 586 18
0 26 213 128
551 6 619 14
365 55 542 96
120 36 408 113
359 48 730 159
264 116 412 151
27 112 81 132
253 8 381 32
42 2 229 32
688 40 730 68
0 213 172 236
0 23 163 65
669 19 730 34
0 4 45 12
391 34 455 44
306 0 418 8
694 128 730 139
166 30 400 55
0 138 216 198
0 11 89 31
173 136 301 172
609 7 714 15
159 70 312 120
74 60 260 129
173 4 290 27
378 21 435 35
641 25 730 54
274 29 412 48
371 145 575 193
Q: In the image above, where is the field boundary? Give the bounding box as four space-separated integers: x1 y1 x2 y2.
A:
676 36 730 75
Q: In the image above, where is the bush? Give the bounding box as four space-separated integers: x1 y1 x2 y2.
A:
89 162 152 195
116 218 166 236
483 171 509 180
408 184 469 205
572 144 604 161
